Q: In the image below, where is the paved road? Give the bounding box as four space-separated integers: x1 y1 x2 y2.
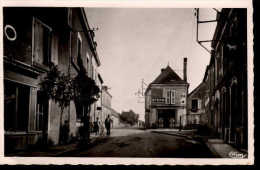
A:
66 129 215 158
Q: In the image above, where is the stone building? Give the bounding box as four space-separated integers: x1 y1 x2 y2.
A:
202 8 248 150
145 58 189 128
110 109 121 128
3 7 101 153
99 85 120 127
187 82 208 128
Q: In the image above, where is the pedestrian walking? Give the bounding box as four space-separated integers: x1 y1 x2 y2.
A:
94 117 99 136
99 121 105 137
105 115 111 136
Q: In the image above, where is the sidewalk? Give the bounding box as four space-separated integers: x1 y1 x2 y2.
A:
6 134 102 157
205 139 248 158
150 128 196 140
150 129 247 158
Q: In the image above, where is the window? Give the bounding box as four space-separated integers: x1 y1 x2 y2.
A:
171 90 175 104
4 80 30 131
191 99 198 111
33 18 52 67
36 91 49 131
166 90 171 104
165 89 175 104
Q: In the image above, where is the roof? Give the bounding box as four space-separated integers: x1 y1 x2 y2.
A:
188 82 205 97
145 65 188 95
151 65 187 85
81 8 101 66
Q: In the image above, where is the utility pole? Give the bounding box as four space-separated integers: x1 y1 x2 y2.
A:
135 79 148 103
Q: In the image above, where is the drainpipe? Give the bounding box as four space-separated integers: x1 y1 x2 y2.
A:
68 8 72 138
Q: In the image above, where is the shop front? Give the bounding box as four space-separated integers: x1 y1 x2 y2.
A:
157 109 176 128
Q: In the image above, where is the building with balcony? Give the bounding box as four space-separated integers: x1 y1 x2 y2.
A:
144 58 189 128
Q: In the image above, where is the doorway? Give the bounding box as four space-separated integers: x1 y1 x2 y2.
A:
158 109 176 128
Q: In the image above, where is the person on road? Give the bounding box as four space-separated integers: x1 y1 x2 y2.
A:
105 115 111 136
99 121 105 137
94 117 99 136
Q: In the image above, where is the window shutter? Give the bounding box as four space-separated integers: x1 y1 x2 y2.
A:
171 90 175 104
51 36 58 65
198 99 201 109
33 19 44 64
29 88 37 131
166 90 171 104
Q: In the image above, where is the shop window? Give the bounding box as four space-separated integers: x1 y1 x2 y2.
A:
4 80 30 131
33 18 52 67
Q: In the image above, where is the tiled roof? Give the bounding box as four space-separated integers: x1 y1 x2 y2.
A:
151 65 187 85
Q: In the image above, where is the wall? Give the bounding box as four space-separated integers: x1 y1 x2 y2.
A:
150 85 187 107
4 8 99 152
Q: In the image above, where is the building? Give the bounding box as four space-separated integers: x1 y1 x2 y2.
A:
110 109 121 128
187 82 208 128
3 7 101 153
145 58 189 128
91 74 104 123
101 86 112 123
201 8 248 150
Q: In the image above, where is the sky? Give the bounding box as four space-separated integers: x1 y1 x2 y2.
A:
85 8 217 120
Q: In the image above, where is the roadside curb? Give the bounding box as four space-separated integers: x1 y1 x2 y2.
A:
151 131 193 140
204 142 222 158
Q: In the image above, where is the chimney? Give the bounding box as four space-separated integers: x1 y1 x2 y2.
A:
183 58 187 82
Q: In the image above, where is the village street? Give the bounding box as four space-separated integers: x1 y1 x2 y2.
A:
61 128 216 158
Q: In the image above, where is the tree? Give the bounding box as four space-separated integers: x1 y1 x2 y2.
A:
73 71 100 143
40 63 74 144
120 110 139 126
40 62 100 144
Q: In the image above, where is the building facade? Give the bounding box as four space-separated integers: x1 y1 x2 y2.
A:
202 8 248 150
3 7 101 153
145 59 189 128
187 82 208 128
98 85 120 128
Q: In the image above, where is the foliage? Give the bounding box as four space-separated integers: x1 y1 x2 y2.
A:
40 62 100 143
120 110 139 126
40 62 100 114
73 71 100 107
40 63 74 109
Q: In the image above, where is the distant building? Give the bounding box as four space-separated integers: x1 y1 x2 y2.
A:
145 58 189 128
110 109 121 128
187 82 208 128
100 85 120 127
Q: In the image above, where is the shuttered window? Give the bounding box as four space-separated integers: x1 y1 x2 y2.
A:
165 89 175 105
4 80 30 131
198 99 201 109
33 18 53 67
166 90 171 104
171 90 175 104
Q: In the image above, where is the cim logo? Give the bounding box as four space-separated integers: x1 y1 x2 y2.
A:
228 151 247 159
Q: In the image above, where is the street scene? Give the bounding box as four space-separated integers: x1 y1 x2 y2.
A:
3 7 249 159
